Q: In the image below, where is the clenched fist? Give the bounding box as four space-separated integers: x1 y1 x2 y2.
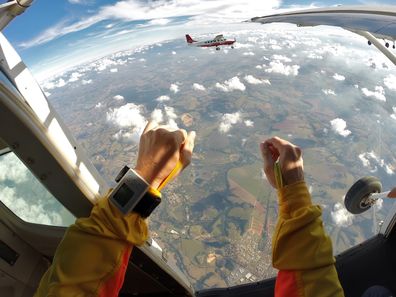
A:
134 121 196 190
260 136 304 189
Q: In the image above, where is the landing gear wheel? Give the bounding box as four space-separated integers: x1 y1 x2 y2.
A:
231 45 234 49
216 47 220 51
345 176 382 214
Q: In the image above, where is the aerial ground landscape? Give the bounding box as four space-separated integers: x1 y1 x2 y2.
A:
30 26 396 289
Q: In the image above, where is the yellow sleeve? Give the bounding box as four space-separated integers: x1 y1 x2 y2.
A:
272 181 345 297
34 195 150 297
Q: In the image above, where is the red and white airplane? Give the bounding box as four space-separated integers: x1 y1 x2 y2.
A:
185 34 236 50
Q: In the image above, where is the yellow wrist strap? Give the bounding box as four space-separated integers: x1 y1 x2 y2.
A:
274 160 283 189
157 160 183 191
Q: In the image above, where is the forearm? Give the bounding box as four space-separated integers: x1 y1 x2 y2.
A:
34 197 149 297
272 181 344 297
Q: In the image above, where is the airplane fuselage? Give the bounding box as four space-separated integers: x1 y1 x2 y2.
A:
186 34 236 49
190 40 236 47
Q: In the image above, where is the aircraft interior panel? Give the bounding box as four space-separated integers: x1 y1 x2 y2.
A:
0 219 49 297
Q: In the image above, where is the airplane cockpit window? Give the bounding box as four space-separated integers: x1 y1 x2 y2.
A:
5 0 396 291
0 149 75 227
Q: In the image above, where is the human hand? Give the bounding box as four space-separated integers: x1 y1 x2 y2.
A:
389 188 396 198
134 121 196 190
260 136 304 189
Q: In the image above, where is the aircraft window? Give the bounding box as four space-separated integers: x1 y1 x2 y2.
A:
0 151 75 226
35 27 396 290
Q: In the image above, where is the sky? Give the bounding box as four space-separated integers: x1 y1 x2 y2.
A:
3 0 395 81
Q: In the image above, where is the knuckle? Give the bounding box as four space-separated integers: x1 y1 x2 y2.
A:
294 146 302 157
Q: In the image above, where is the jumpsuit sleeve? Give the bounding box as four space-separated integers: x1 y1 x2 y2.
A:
34 189 159 297
272 181 345 297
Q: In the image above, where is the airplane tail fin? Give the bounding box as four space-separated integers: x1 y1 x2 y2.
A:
185 34 196 44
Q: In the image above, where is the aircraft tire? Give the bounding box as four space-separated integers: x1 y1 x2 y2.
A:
345 176 382 214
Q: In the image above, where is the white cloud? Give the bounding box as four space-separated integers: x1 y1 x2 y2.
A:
361 86 386 102
219 112 241 133
384 74 396 91
307 53 323 60
359 151 377 168
331 202 354 227
0 154 29 183
151 108 164 123
247 36 259 43
82 79 92 85
95 57 117 72
271 54 291 62
68 72 83 82
147 18 172 26
156 95 170 102
265 61 299 76
110 68 118 73
136 18 173 28
56 78 67 88
0 186 63 226
216 76 246 92
244 120 254 127
242 52 255 56
113 95 124 100
172 51 177 55
234 43 253 49
270 44 282 50
359 151 394 175
164 105 177 119
192 83 206 91
375 198 383 211
330 118 351 137
107 103 146 128
161 106 179 129
170 83 179 94
106 103 147 142
68 0 92 4
333 73 345 81
95 102 103 109
391 107 396 120
44 91 51 97
244 75 270 85
322 89 336 96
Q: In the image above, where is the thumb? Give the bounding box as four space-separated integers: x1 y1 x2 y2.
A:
180 131 196 168
260 142 275 167
260 142 276 188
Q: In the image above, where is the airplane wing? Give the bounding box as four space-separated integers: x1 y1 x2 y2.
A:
0 0 33 31
251 6 396 65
